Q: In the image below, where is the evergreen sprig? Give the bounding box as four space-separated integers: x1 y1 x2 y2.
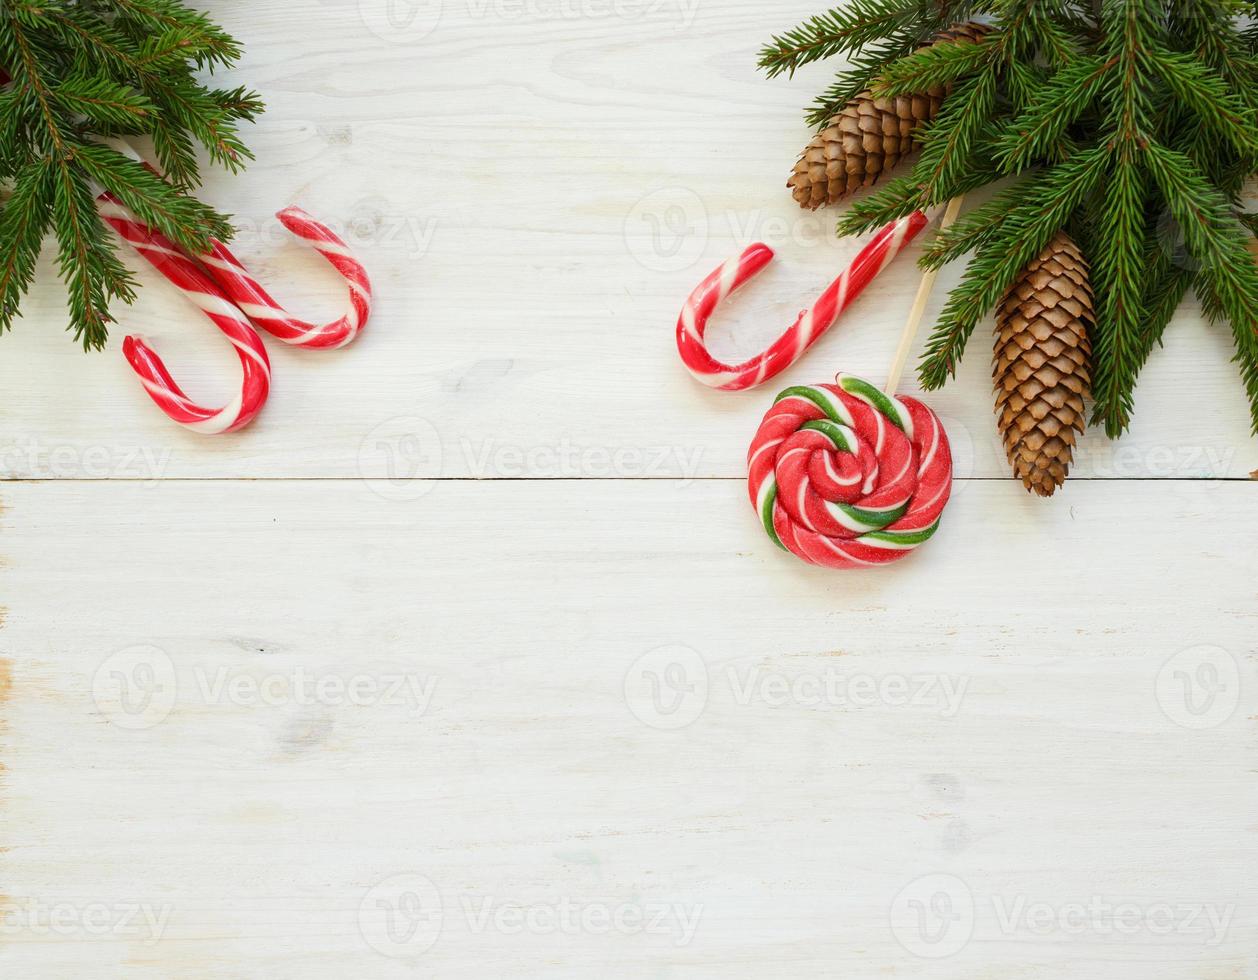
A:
762 0 1258 436
0 0 262 348
758 0 976 79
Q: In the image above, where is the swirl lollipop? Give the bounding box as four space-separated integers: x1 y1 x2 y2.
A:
746 198 965 569
748 376 952 567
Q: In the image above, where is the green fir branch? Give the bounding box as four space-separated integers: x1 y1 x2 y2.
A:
74 142 233 252
836 160 1003 236
909 70 998 200
1144 140 1258 431
0 157 56 335
1149 47 1258 157
992 55 1113 171
1100 0 1158 144
0 0 263 347
759 0 963 78
802 29 925 129
919 178 1032 267
871 31 995 95
49 156 134 348
54 73 154 128
917 146 1110 388
1088 145 1149 436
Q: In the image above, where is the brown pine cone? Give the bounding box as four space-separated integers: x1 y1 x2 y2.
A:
994 231 1094 497
788 22 992 210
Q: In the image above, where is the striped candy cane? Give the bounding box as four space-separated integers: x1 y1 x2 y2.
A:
197 207 372 349
676 210 929 391
98 195 271 434
747 375 953 568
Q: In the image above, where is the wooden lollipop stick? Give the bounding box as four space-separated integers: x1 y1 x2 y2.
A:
884 195 966 395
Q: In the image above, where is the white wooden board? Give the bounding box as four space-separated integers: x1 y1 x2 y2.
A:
0 1 1256 977
0 481 1256 977
0 1 1253 481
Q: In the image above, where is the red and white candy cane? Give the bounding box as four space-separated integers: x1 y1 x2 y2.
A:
743 197 968 570
98 194 271 434
197 207 372 350
676 210 929 391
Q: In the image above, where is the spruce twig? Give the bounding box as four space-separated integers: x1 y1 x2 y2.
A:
0 0 262 348
762 0 1258 435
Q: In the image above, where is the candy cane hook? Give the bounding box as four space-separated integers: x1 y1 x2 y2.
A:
198 208 373 350
101 137 371 350
676 210 930 391
98 195 271 434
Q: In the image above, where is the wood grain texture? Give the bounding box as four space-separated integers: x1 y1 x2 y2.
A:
0 480 1256 977
0 1 1253 480
0 2 1255 977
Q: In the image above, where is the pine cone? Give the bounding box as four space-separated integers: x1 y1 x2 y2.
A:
994 231 1094 497
788 22 991 210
